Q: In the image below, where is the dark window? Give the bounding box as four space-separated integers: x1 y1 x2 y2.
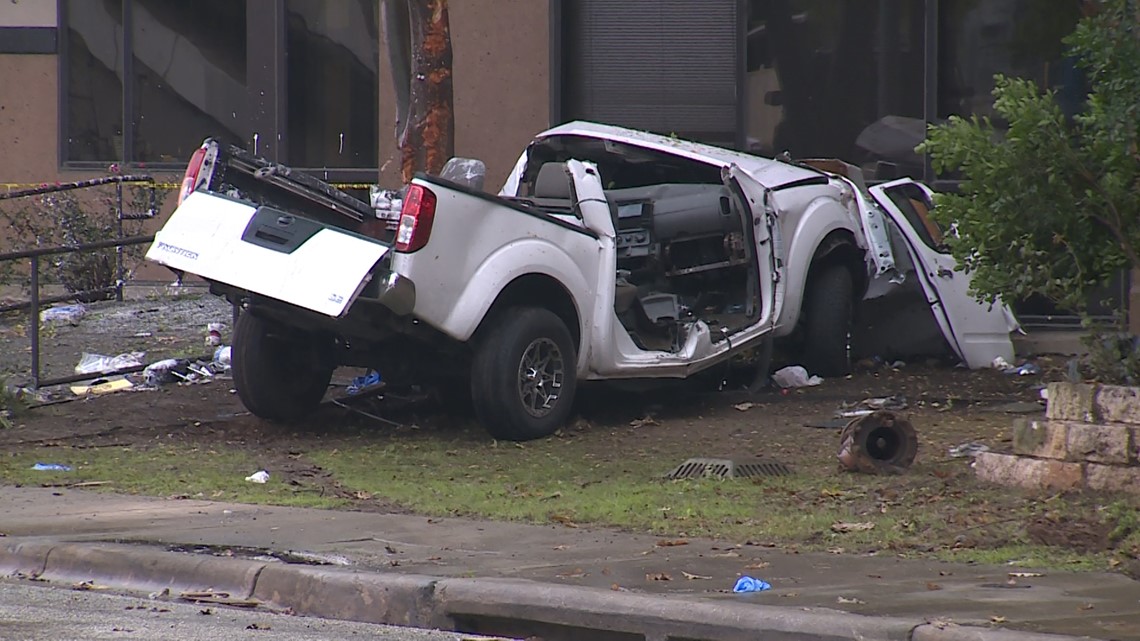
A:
938 0 1085 121
61 0 379 174
744 0 926 179
285 1 379 169
131 0 248 164
63 0 124 163
560 0 740 148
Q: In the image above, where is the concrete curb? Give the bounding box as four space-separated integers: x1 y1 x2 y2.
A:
911 623 1100 641
0 542 1106 641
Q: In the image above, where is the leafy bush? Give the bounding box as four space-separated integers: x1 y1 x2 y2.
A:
919 0 1140 313
0 182 156 300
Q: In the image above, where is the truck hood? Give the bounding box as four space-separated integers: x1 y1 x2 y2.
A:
511 121 825 191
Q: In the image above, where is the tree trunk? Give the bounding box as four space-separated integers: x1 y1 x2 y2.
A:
385 0 454 185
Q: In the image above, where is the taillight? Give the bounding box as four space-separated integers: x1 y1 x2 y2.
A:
178 147 208 206
395 184 437 252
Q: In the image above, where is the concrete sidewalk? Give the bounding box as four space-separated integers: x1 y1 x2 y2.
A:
0 487 1135 640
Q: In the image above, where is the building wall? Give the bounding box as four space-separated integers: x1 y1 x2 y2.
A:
377 0 550 191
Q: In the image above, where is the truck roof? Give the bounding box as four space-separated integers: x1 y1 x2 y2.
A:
533 121 826 189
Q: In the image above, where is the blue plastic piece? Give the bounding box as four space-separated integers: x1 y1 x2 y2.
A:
31 463 72 472
347 370 382 395
732 576 772 593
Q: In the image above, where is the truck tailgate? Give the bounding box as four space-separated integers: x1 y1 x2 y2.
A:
146 191 389 317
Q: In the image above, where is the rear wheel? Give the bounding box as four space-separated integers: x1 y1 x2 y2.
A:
802 265 854 377
232 311 334 421
470 307 578 441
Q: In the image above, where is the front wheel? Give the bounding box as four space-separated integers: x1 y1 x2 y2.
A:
801 265 854 377
470 307 578 441
232 311 334 421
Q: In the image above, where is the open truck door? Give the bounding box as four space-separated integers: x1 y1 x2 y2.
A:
868 179 1018 369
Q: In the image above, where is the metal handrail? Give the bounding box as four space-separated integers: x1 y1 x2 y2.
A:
1 175 159 388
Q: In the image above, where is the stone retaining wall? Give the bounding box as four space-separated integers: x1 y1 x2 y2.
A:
974 383 1140 494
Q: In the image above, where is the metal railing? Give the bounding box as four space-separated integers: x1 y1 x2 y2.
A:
0 175 159 388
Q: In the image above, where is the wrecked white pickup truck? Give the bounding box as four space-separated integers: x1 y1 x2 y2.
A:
146 121 1017 440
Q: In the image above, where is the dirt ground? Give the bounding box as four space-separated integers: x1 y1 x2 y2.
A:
1 292 1132 565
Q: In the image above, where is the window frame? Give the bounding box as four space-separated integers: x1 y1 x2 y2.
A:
57 0 380 182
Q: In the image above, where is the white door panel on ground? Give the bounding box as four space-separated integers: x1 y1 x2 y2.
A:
145 191 389 318
869 179 1016 369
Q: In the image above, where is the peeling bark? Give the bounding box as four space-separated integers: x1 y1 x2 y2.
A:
385 0 454 185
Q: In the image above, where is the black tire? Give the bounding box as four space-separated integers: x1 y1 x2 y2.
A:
470 307 578 441
802 265 854 377
232 311 334 421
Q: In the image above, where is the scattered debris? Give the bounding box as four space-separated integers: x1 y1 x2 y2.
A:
346 370 382 395
949 442 991 459
837 596 866 604
204 322 225 347
836 395 908 419
646 572 673 581
245 470 270 484
40 304 86 326
993 356 1041 376
682 571 712 580
655 539 689 547
772 365 822 389
837 411 919 474
142 358 190 386
74 351 145 375
732 576 772 593
31 462 72 472
70 376 133 396
733 402 755 411
178 591 260 608
831 522 876 534
629 415 659 428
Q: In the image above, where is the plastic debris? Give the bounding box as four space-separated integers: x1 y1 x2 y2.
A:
40 304 86 326
732 576 772 593
836 395 908 419
771 365 822 389
992 356 1013 370
31 463 72 472
1005 362 1040 376
347 370 382 395
143 358 190 386
213 345 232 369
245 470 270 484
75 351 146 376
70 377 133 396
204 322 225 347
949 442 990 458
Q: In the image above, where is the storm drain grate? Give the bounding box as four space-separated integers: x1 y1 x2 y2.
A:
665 457 792 480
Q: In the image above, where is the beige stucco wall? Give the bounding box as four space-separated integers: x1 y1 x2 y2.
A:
0 0 56 27
377 0 551 190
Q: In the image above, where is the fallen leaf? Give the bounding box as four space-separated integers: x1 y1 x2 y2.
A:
71 580 106 591
711 551 740 558
682 571 712 580
867 574 882 579
556 568 587 579
550 514 579 528
781 592 799 598
610 583 628 592
837 596 866 604
427 556 442 561
629 416 659 428
541 491 563 501
646 572 673 581
1008 572 1043 578
601 567 612 576
1109 558 1122 568
926 582 943 591
734 402 755 411
990 616 1007 624
831 522 875 534
655 539 689 547
384 545 398 554
1079 603 1095 611
551 545 569 551
745 561 771 570
827 547 846 554
353 490 373 500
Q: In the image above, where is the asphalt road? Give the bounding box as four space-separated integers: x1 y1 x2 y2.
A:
0 579 509 641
